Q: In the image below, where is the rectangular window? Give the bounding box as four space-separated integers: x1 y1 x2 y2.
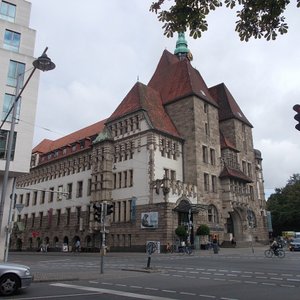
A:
76 181 83 198
66 208 71 225
118 172 122 188
129 170 133 187
56 209 61 226
40 191 45 204
0 129 17 160
19 194 23 205
33 191 37 206
31 213 35 228
24 214 28 228
49 187 54 202
25 193 30 207
212 175 217 193
210 148 216 165
2 93 21 122
39 212 43 228
76 207 81 225
67 183 72 199
4 29 20 52
164 168 169 179
202 145 208 163
7 60 25 87
205 122 209 136
0 1 16 22
171 170 176 180
242 161 247 174
123 171 127 188
204 173 209 192
87 178 92 196
57 185 63 201
113 173 116 189
247 163 252 178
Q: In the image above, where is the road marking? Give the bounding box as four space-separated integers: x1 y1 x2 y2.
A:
245 281 257 284
162 289 176 293
287 278 300 282
13 292 107 299
262 283 276 286
180 291 196 296
51 283 176 300
270 277 283 280
199 295 216 298
280 284 295 288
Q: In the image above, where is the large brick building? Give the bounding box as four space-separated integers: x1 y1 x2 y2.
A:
11 33 269 252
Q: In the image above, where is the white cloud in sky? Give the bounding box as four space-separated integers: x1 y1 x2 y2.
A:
28 0 300 197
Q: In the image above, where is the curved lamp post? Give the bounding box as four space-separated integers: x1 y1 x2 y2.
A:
0 47 55 261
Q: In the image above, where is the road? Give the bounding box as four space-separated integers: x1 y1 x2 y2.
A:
7 247 300 300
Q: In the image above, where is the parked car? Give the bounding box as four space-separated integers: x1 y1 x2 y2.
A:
289 238 300 251
0 263 33 295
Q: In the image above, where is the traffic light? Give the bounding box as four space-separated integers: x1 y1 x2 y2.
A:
93 203 102 223
293 104 300 131
106 204 114 215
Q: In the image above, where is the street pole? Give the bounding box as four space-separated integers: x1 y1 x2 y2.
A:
0 47 55 261
100 202 106 274
4 178 16 262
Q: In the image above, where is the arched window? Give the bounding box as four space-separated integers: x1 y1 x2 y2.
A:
208 205 218 223
247 210 256 228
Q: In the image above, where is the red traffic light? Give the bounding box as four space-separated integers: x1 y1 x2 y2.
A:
293 104 300 131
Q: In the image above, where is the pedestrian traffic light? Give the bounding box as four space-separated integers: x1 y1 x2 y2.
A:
93 203 102 223
106 204 114 215
293 104 300 131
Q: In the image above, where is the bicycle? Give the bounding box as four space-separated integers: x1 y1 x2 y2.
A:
178 246 193 255
264 247 285 258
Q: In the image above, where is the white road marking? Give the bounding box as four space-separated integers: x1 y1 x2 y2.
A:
51 283 176 300
162 289 176 293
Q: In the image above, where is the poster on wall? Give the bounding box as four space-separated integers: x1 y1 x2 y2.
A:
141 212 158 228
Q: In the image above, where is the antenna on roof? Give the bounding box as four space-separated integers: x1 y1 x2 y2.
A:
137 75 139 82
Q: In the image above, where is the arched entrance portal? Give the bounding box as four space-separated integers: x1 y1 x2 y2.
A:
173 199 205 246
227 210 243 241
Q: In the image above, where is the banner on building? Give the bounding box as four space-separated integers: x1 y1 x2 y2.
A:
131 197 136 221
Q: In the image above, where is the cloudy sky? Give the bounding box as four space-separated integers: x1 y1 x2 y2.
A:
28 0 300 198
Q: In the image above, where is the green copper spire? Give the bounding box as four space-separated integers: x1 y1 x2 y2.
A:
174 32 190 55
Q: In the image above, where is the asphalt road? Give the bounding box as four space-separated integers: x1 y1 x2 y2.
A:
7 247 300 300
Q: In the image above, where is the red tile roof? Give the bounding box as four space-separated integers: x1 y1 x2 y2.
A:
33 120 106 154
107 82 180 138
148 50 218 107
220 165 253 183
220 131 239 152
209 83 253 127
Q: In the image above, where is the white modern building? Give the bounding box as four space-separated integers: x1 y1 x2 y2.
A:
0 0 39 260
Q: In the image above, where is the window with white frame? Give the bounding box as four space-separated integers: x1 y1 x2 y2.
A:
204 173 209 192
0 129 17 160
4 29 20 52
2 93 21 122
0 1 16 22
208 205 218 223
7 60 25 87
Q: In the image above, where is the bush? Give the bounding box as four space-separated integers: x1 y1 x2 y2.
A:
175 225 188 239
196 224 210 236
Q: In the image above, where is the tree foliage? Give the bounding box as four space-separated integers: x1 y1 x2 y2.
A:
266 174 300 236
196 224 210 236
150 0 300 41
175 225 188 239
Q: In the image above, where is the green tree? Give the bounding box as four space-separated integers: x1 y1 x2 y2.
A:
267 174 300 236
150 0 300 41
175 225 188 240
196 224 210 236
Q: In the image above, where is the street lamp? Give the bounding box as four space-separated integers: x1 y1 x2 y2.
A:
0 47 55 261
